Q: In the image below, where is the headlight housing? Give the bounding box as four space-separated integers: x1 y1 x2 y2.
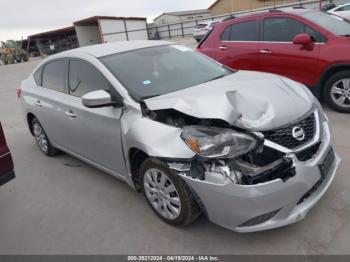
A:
313 98 327 123
181 126 259 159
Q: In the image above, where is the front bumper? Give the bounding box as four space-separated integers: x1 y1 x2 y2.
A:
181 120 341 232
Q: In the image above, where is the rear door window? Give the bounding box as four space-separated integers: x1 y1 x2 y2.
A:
68 60 110 98
42 60 66 93
221 20 258 41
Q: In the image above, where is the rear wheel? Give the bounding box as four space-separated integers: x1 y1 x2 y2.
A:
324 70 350 113
32 117 59 156
140 158 201 226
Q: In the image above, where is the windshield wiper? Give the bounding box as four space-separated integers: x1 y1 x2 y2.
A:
205 74 227 83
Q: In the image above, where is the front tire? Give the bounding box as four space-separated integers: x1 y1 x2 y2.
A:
32 117 59 156
140 158 201 226
324 70 350 113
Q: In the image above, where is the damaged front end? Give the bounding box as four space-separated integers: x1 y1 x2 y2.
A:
166 147 296 186
142 102 295 187
140 102 340 232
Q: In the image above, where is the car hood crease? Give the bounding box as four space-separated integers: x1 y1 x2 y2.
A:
144 71 313 131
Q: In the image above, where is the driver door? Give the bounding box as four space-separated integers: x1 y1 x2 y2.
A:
61 59 127 177
259 17 321 86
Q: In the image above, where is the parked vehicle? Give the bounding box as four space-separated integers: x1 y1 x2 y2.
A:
19 41 340 232
0 40 29 65
0 122 15 187
198 8 350 113
193 21 218 42
322 3 337 12
328 3 350 20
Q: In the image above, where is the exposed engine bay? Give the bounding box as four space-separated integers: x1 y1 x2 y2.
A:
141 103 231 129
142 103 297 185
166 148 296 186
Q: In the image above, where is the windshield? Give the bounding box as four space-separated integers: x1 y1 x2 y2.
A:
194 24 209 29
301 11 350 36
100 45 233 101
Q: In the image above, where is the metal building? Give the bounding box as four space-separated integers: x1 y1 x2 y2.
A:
27 16 148 56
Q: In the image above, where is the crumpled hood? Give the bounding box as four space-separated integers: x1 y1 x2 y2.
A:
144 70 314 131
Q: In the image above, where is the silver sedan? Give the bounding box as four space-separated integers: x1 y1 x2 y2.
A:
19 41 341 232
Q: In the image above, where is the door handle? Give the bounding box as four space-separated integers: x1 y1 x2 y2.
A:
65 111 77 118
35 100 43 107
260 49 272 54
219 46 228 50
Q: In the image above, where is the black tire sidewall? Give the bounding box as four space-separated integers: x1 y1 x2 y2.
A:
139 158 197 226
324 70 350 113
32 117 57 156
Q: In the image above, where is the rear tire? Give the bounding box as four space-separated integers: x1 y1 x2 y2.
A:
324 70 350 113
31 117 59 156
140 158 201 226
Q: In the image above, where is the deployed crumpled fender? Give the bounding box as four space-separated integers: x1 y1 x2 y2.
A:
144 71 314 131
121 107 196 160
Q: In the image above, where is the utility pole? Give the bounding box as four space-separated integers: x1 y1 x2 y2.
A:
319 0 322 10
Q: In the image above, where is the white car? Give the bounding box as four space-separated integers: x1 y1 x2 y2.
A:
193 21 218 42
328 3 350 20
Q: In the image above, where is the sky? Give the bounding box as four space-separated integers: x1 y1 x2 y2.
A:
0 0 215 42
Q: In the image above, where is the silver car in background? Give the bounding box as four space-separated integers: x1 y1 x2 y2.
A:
328 3 350 20
19 41 340 232
193 21 218 42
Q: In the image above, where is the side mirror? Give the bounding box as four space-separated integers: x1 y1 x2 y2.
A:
293 33 313 47
82 90 120 108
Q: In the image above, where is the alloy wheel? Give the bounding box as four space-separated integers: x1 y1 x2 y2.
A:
143 168 181 220
33 122 48 153
331 78 350 108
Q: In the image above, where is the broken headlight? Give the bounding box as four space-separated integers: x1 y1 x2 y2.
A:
181 126 259 159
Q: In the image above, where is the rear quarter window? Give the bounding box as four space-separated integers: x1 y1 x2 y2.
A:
221 20 258 41
42 60 66 93
33 67 43 86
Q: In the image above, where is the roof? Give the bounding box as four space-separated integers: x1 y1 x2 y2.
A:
74 16 146 26
28 16 147 39
208 0 221 10
28 26 76 39
154 9 209 21
208 0 315 10
217 7 314 25
278 7 314 14
165 9 209 16
55 40 172 58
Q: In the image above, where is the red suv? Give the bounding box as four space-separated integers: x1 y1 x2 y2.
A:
0 122 15 187
198 8 350 113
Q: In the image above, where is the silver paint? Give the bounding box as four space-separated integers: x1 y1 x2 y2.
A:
19 41 341 232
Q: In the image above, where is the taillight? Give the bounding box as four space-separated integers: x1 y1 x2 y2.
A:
16 87 22 98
